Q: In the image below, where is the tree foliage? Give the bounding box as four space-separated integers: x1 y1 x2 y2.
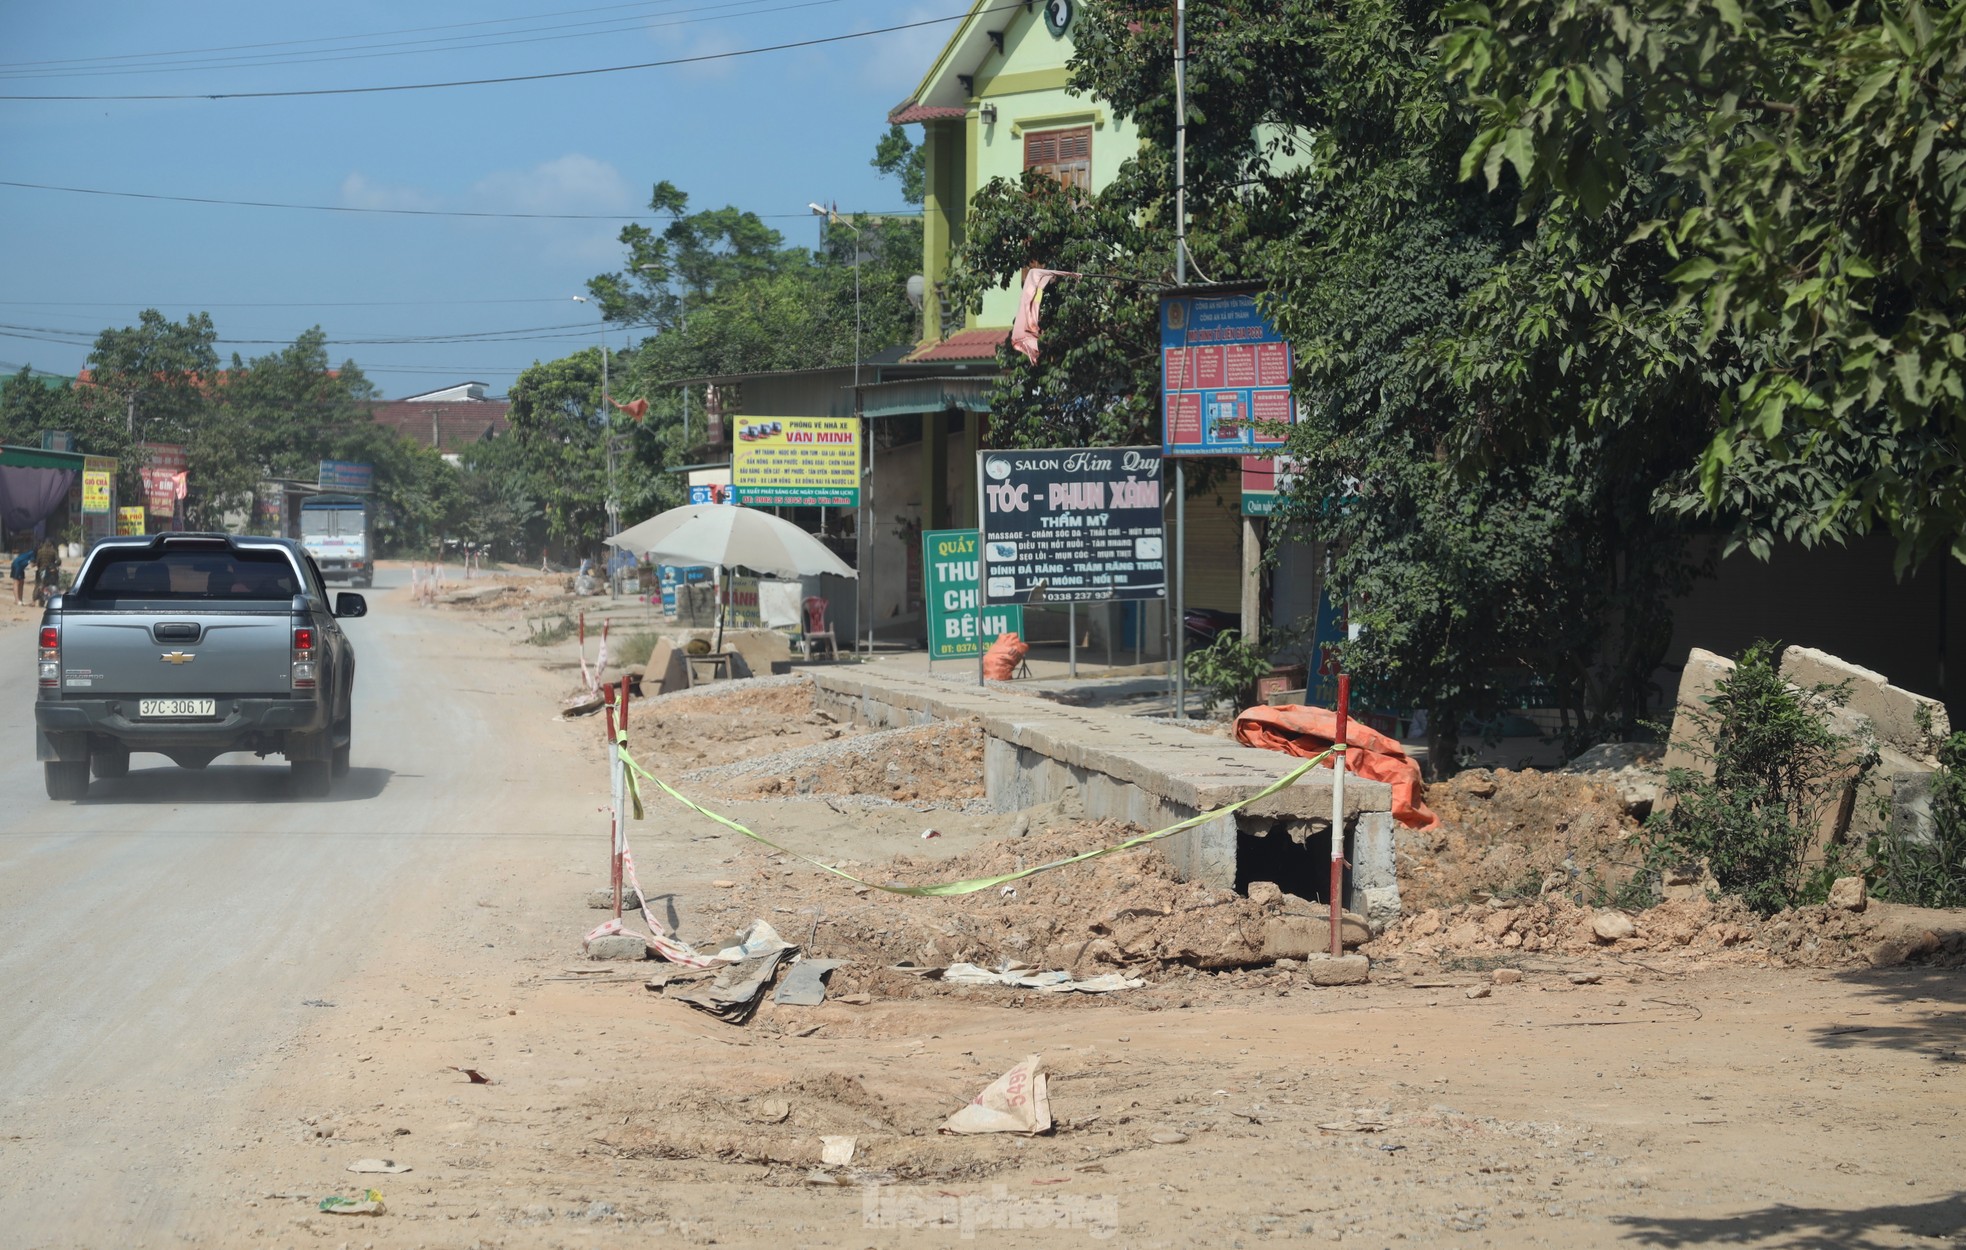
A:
938 0 1705 758
1444 0 1966 568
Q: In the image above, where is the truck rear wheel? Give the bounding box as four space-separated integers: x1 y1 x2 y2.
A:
291 758 331 798
45 761 90 800
92 747 130 780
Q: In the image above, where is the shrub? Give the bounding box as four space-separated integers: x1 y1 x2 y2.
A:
1644 641 1873 915
1870 731 1966 909
1184 629 1274 717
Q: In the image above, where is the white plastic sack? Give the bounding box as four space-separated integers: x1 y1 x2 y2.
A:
941 1055 1052 1135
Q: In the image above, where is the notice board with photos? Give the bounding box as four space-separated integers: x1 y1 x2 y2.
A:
730 416 862 507
977 447 1166 607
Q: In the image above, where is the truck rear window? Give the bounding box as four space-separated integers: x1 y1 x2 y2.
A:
77 548 302 601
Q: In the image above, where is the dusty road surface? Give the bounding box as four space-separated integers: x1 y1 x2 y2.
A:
2 577 1962 1249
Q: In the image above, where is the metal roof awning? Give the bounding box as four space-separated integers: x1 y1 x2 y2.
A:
855 375 995 421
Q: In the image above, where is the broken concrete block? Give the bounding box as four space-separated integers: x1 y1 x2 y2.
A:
1262 912 1370 960
1246 880 1285 909
1661 648 1736 782
1828 876 1868 912
1780 645 1951 765
1591 912 1637 942
1301 954 1371 986
1491 968 1523 985
584 934 649 961
586 889 643 911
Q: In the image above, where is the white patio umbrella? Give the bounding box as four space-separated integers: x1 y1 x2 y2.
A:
607 503 856 580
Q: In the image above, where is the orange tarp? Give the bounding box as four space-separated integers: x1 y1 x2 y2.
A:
1233 704 1439 831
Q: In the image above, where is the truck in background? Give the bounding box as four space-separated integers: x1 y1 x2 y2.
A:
298 494 373 587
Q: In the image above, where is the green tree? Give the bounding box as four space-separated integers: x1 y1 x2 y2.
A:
871 124 926 205
84 310 219 443
1443 0 1966 569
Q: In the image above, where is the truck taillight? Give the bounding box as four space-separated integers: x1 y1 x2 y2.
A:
39 626 58 687
292 626 316 690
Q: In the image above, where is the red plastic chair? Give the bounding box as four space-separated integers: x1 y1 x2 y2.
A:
799 595 838 661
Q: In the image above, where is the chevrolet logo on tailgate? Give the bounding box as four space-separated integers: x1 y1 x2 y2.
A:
160 651 197 665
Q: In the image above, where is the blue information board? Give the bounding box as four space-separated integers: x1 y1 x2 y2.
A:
1160 291 1295 457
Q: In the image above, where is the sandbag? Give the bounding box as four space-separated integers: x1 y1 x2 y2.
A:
982 631 1029 681
1234 704 1439 831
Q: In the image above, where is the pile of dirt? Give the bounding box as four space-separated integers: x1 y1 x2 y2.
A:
1368 893 1966 970
1401 768 1642 910
684 719 987 805
620 676 853 773
684 820 1354 999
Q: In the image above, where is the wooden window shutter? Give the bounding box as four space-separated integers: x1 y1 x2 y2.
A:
1024 126 1093 189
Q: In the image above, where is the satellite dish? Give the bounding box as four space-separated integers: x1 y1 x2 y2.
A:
906 274 926 311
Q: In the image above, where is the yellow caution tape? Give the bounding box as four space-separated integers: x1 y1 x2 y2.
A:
614 731 1331 898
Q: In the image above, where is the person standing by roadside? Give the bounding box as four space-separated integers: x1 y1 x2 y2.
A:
10 544 32 604
33 539 60 606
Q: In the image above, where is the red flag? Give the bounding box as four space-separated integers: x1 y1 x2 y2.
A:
609 397 649 423
1010 268 1079 363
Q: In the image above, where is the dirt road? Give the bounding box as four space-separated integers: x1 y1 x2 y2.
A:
2 580 1960 1248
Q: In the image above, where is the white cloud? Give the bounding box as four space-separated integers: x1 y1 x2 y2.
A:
468 154 637 219
338 172 440 212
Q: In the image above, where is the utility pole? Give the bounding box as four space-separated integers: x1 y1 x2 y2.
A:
1172 0 1189 720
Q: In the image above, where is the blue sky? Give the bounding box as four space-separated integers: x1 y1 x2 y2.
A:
0 0 960 397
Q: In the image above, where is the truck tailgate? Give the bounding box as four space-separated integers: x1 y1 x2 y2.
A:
57 611 294 696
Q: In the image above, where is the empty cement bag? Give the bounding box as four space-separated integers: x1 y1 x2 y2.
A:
1233 704 1440 831
982 632 1029 681
941 1054 1052 1135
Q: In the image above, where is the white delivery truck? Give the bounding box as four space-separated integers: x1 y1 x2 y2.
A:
298 494 374 587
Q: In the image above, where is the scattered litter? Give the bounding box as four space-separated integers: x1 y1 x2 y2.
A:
1318 1112 1393 1133
920 829 942 839
668 920 798 1024
837 992 873 1005
1466 986 1493 1000
712 880 738 888
820 1135 857 1166
938 963 1143 994
1379 1143 1408 1153
773 957 846 1007
319 1190 385 1216
345 1159 410 1174
942 1055 1052 1136
452 1067 494 1085
806 1170 851 1187
301 999 336 1008
1000 886 1017 899
1149 1129 1190 1145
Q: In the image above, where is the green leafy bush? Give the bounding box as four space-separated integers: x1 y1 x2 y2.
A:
1645 642 1873 915
1870 732 1966 910
1184 630 1274 718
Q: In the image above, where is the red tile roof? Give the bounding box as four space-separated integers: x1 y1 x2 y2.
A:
888 101 969 125
903 327 1010 363
369 399 511 452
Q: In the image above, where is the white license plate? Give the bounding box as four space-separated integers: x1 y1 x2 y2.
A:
138 698 217 719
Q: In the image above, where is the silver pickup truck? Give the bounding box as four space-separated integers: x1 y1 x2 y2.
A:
34 533 365 800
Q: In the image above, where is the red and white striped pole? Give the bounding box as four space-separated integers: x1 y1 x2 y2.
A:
604 685 623 919
1329 673 1350 958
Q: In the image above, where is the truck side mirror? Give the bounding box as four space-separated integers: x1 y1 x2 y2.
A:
334 592 368 618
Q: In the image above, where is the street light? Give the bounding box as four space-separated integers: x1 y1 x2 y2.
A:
810 201 868 654
572 295 618 598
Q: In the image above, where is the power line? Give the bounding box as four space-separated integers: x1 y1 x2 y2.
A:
0 179 921 222
0 0 850 81
0 320 618 347
0 7 1006 100
0 298 578 308
0 0 706 70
